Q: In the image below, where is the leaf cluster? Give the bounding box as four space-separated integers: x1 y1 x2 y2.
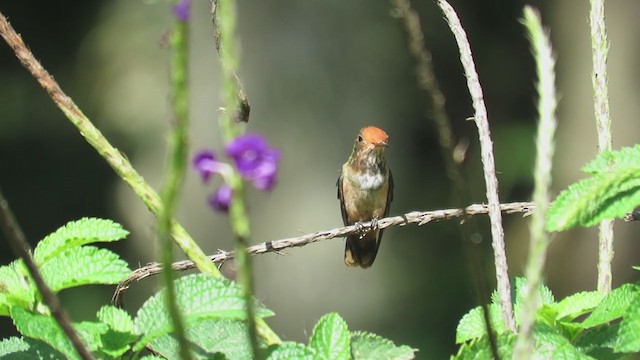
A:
454 277 640 358
546 145 640 231
0 219 417 359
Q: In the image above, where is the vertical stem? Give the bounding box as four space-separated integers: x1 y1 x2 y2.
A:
157 5 192 359
437 0 515 332
590 0 614 294
513 6 558 358
216 0 263 356
389 0 499 357
0 190 94 360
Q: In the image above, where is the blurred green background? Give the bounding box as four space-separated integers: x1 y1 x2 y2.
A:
2 0 640 358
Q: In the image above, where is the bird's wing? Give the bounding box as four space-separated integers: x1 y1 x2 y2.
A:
384 169 394 217
337 170 349 226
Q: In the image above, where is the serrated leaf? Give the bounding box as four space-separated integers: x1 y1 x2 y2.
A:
582 284 638 328
513 277 555 326
34 218 128 264
575 323 620 354
309 313 350 360
139 356 166 360
613 294 640 352
456 304 505 343
96 305 137 357
151 319 254 360
546 170 640 231
553 291 606 321
350 331 416 360
0 337 66 359
10 307 105 360
97 305 134 334
533 323 595 359
583 145 640 175
453 333 514 360
40 246 131 292
0 260 36 316
133 274 274 351
265 342 316 360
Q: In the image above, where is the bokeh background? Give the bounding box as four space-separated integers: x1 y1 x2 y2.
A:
2 0 640 358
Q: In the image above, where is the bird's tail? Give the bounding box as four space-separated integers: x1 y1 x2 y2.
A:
344 230 381 268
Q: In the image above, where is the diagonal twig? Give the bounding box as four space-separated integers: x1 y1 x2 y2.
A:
0 189 94 360
0 9 220 278
112 202 535 307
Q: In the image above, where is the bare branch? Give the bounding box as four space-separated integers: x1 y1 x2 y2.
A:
113 202 535 307
437 0 515 332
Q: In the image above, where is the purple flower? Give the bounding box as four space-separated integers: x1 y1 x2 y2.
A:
173 0 191 22
208 185 232 212
193 150 224 183
225 134 281 191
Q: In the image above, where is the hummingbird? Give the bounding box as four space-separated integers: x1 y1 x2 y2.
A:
337 126 393 268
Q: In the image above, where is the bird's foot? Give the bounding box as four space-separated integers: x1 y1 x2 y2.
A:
370 217 378 231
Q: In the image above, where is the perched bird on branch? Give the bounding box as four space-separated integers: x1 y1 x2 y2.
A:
338 126 394 268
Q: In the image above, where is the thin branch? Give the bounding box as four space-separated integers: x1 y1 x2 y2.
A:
0 189 94 360
437 0 515 332
389 0 498 357
211 0 250 124
590 0 614 294
0 10 220 278
213 0 264 354
112 202 535 306
514 6 558 358
156 5 193 360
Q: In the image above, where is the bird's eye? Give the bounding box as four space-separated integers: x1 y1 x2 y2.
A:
357 135 363 142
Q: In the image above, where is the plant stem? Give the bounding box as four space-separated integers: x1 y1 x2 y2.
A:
157 8 193 360
590 0 614 294
0 190 94 360
0 10 220 279
437 0 515 333
513 6 558 358
215 0 264 355
389 0 499 356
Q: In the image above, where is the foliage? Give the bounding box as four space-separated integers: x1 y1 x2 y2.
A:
0 219 415 359
546 144 640 231
454 277 640 358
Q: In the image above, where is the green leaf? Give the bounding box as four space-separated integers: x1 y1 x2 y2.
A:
133 274 274 351
575 323 620 355
453 333 514 360
151 319 254 360
613 294 640 352
456 304 505 343
533 323 595 359
96 306 137 357
582 145 640 175
546 169 640 231
350 331 416 360
0 260 36 316
34 218 128 265
553 291 606 321
97 305 134 334
40 246 130 293
11 307 98 360
582 284 638 328
265 342 316 360
513 277 555 326
309 313 350 360
0 337 65 359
